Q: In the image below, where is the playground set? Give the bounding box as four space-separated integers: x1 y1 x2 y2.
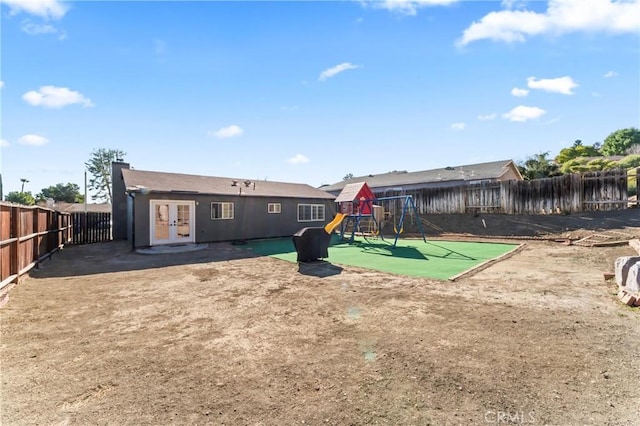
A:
292 182 427 262
332 182 427 247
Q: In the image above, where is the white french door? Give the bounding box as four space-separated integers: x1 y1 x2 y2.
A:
150 200 195 245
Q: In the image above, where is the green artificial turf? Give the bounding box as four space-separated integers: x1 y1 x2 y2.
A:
245 236 518 280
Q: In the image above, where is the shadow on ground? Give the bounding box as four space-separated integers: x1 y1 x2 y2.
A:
351 240 428 261
29 240 267 279
297 261 343 278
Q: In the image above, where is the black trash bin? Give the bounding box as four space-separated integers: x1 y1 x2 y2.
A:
292 227 332 262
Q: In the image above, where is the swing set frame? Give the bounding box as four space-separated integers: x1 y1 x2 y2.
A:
339 195 427 248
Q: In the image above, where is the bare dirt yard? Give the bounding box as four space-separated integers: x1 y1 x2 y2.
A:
2 212 640 425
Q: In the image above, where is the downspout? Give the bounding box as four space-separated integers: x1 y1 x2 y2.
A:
128 192 136 251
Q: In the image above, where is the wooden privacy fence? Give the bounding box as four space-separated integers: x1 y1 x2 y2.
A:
379 169 635 215
0 203 72 291
70 212 112 245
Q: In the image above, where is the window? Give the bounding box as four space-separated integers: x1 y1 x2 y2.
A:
297 204 325 222
211 202 234 220
268 203 281 214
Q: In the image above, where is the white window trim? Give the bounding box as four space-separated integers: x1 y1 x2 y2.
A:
297 203 325 222
268 202 281 214
268 203 281 213
211 202 234 220
149 200 196 246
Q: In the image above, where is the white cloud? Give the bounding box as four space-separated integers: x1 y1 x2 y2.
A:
0 0 68 19
477 113 497 121
0 81 4 89
21 19 66 39
0 139 9 147
527 76 578 95
502 105 546 122
22 20 55 34
287 154 310 165
209 125 243 139
458 0 640 46
365 0 459 16
451 122 466 130
318 62 360 81
604 70 618 78
22 85 93 108
511 87 529 97
501 0 528 9
18 134 49 146
458 9 549 46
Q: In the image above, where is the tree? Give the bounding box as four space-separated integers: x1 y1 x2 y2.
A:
37 183 85 203
555 140 601 164
561 154 640 174
601 127 640 156
617 154 640 169
85 148 126 203
5 191 35 205
343 173 354 180
20 178 29 192
517 152 562 180
584 158 617 171
559 157 590 174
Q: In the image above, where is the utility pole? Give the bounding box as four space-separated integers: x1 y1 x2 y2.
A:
84 170 88 213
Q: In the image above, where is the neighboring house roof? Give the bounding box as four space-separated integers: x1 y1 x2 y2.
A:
37 201 112 213
321 160 522 193
335 182 374 203
122 169 335 200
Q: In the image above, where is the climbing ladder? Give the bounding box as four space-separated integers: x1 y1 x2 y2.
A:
340 215 377 242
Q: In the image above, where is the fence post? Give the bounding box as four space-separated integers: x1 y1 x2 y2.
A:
504 180 512 214
85 212 89 244
33 208 39 268
60 213 64 246
578 173 584 213
10 207 19 284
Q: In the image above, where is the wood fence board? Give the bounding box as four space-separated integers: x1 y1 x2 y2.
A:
0 245 10 283
0 203 72 291
385 169 629 215
70 212 112 245
0 206 10 241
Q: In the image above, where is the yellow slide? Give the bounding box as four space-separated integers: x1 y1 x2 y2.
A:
324 213 346 234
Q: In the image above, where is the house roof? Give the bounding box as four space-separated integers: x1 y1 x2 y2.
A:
58 202 112 213
321 160 521 192
121 169 335 200
36 201 112 213
334 182 373 203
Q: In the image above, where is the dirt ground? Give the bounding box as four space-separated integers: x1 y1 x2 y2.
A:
2 213 640 425
414 209 640 239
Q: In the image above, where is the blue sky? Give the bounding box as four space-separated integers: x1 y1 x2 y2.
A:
1 0 639 199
